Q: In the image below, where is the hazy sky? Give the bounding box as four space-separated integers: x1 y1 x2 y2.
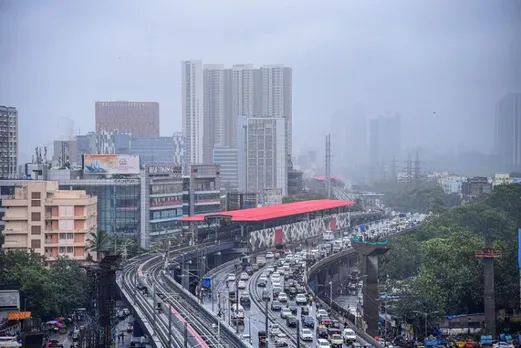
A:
1 0 520 162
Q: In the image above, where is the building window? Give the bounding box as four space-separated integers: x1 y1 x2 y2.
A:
31 192 41 199
67 247 73 253
31 240 41 249
31 226 41 235
66 233 73 239
59 247 66 253
31 200 41 207
31 212 41 221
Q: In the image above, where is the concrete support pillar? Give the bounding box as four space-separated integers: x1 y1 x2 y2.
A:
182 262 190 290
483 258 496 336
363 254 380 337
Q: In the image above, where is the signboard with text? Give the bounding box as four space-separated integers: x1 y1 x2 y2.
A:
146 164 182 177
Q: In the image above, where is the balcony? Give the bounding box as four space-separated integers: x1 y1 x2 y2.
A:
2 200 28 207
3 228 27 234
3 214 27 221
45 213 58 220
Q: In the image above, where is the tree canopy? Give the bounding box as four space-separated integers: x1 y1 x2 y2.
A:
382 186 461 214
0 251 88 320
381 184 521 320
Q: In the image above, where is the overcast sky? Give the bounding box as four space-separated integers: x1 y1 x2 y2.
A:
1 0 520 162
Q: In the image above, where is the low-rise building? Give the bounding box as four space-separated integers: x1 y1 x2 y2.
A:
462 177 492 200
2 181 97 263
438 176 465 195
492 173 512 187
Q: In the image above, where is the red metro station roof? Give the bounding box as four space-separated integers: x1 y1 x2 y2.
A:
179 199 354 223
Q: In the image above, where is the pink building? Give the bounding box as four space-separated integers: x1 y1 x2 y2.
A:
95 101 160 137
2 181 98 263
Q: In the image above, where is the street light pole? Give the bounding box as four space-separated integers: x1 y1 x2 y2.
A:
265 299 269 348
414 310 439 339
329 281 333 309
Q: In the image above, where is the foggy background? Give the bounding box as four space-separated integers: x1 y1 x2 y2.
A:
1 0 520 175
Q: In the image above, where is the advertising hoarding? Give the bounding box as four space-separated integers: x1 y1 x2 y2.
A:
0 290 20 310
261 188 283 206
146 164 182 177
83 155 140 175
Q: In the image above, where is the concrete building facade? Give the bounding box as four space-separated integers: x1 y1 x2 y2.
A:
95 101 160 138
213 146 239 190
2 181 97 263
0 106 18 179
182 60 205 166
495 93 521 168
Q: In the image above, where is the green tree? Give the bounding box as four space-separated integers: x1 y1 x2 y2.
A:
380 235 424 280
85 230 111 261
49 258 88 315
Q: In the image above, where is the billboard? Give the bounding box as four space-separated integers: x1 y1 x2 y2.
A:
146 164 182 177
261 188 283 206
83 155 140 175
0 290 20 310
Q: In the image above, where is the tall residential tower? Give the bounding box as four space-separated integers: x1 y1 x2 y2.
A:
182 60 204 165
0 106 18 179
495 93 521 168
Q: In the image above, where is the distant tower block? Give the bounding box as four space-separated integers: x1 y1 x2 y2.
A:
475 247 501 337
352 236 390 337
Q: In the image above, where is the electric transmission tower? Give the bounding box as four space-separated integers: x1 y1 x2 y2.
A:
391 156 398 183
414 152 421 188
406 153 413 188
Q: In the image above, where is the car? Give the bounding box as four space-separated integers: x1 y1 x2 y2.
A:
280 307 292 319
287 303 298 315
271 300 283 311
300 328 313 341
272 281 282 289
316 325 329 339
240 272 249 280
316 309 329 319
272 287 282 297
301 315 314 328
286 315 298 328
266 251 274 259
329 333 343 348
273 336 288 347
266 266 275 274
262 289 270 301
317 338 331 347
240 292 251 306
238 280 247 289
258 277 267 287
343 328 356 343
301 305 310 316
227 273 236 282
277 292 288 302
269 323 280 336
295 293 307 305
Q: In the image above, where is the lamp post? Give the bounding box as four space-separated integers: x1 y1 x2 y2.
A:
329 281 333 309
414 310 439 339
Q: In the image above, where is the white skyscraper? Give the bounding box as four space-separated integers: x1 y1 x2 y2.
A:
203 64 225 164
181 60 204 165
254 65 293 157
228 64 254 147
238 116 287 196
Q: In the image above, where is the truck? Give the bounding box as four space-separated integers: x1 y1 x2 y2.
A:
323 229 334 241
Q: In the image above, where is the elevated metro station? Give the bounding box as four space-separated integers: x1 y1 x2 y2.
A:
179 199 356 253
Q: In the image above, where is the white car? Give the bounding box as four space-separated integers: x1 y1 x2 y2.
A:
342 328 356 343
493 343 514 348
272 281 282 289
269 323 280 336
280 307 292 319
238 280 247 289
277 292 288 302
300 328 313 341
316 309 329 319
295 293 307 305
317 338 331 347
227 273 236 282
266 251 274 259
266 266 275 274
240 272 249 280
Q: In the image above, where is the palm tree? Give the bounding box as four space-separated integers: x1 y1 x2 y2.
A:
85 230 111 262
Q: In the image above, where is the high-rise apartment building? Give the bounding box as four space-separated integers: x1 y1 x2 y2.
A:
228 65 254 148
254 65 293 157
203 64 225 164
369 114 401 166
213 146 239 190
1 181 97 263
95 101 160 137
0 106 18 179
237 116 287 195
495 93 521 168
182 61 204 165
